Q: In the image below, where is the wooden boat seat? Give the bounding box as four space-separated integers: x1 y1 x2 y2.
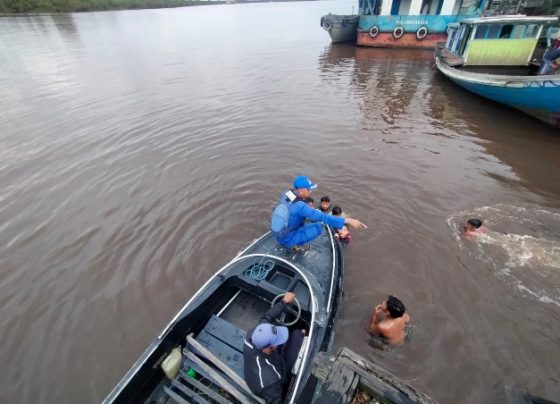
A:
170 315 265 404
194 315 246 378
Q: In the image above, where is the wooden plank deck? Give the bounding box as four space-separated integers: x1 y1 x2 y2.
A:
312 348 438 404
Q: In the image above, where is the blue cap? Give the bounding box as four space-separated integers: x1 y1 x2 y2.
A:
293 176 317 190
251 323 289 349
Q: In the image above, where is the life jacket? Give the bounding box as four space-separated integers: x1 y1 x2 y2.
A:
270 190 302 238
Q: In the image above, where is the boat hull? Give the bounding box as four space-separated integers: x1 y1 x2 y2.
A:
435 53 560 128
357 31 447 49
321 14 359 44
358 14 473 49
104 227 344 403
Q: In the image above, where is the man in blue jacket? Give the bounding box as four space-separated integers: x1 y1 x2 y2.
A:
274 175 367 248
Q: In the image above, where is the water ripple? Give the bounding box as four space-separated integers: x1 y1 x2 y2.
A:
1 3 560 404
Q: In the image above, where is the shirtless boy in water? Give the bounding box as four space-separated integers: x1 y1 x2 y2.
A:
369 296 410 345
464 218 486 241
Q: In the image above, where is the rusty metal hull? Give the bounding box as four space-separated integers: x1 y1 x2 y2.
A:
357 32 447 49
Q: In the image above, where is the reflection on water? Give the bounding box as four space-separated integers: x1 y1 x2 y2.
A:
320 44 560 201
1 3 560 403
320 45 434 127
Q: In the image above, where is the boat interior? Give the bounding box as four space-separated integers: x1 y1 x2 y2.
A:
437 42 549 75
144 254 317 404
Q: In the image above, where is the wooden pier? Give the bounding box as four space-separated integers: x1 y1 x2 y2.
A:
312 348 437 404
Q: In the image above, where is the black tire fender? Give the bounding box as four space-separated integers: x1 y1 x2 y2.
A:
416 26 428 40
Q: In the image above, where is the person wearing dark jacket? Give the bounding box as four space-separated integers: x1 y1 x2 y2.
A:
243 292 304 404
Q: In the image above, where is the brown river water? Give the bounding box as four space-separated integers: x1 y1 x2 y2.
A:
1 2 560 403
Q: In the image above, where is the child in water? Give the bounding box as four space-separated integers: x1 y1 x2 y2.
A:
332 206 351 242
464 218 486 241
304 197 314 207
319 196 331 213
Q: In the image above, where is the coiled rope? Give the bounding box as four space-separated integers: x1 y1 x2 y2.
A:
244 256 275 281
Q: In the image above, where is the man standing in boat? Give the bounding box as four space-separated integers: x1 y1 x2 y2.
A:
271 175 367 250
243 292 304 404
539 30 560 75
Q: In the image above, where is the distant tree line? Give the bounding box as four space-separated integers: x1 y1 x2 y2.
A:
3 0 553 14
489 0 560 15
0 0 228 13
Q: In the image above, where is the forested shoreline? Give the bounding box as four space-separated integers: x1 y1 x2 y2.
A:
0 0 284 13
3 0 557 14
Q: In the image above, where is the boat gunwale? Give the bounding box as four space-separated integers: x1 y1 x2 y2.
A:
435 56 560 86
435 44 560 86
326 225 337 314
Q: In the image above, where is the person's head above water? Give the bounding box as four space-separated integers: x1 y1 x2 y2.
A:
331 206 342 216
305 197 314 206
466 218 483 231
320 196 331 212
386 295 406 318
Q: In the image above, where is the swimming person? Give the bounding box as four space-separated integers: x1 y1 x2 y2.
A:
271 176 366 250
462 217 560 268
368 296 410 345
464 218 486 241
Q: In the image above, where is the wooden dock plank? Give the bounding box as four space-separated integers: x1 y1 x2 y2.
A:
314 359 358 404
312 348 438 404
337 348 436 404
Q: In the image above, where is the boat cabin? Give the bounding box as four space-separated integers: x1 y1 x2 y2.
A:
445 15 559 66
359 0 486 17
